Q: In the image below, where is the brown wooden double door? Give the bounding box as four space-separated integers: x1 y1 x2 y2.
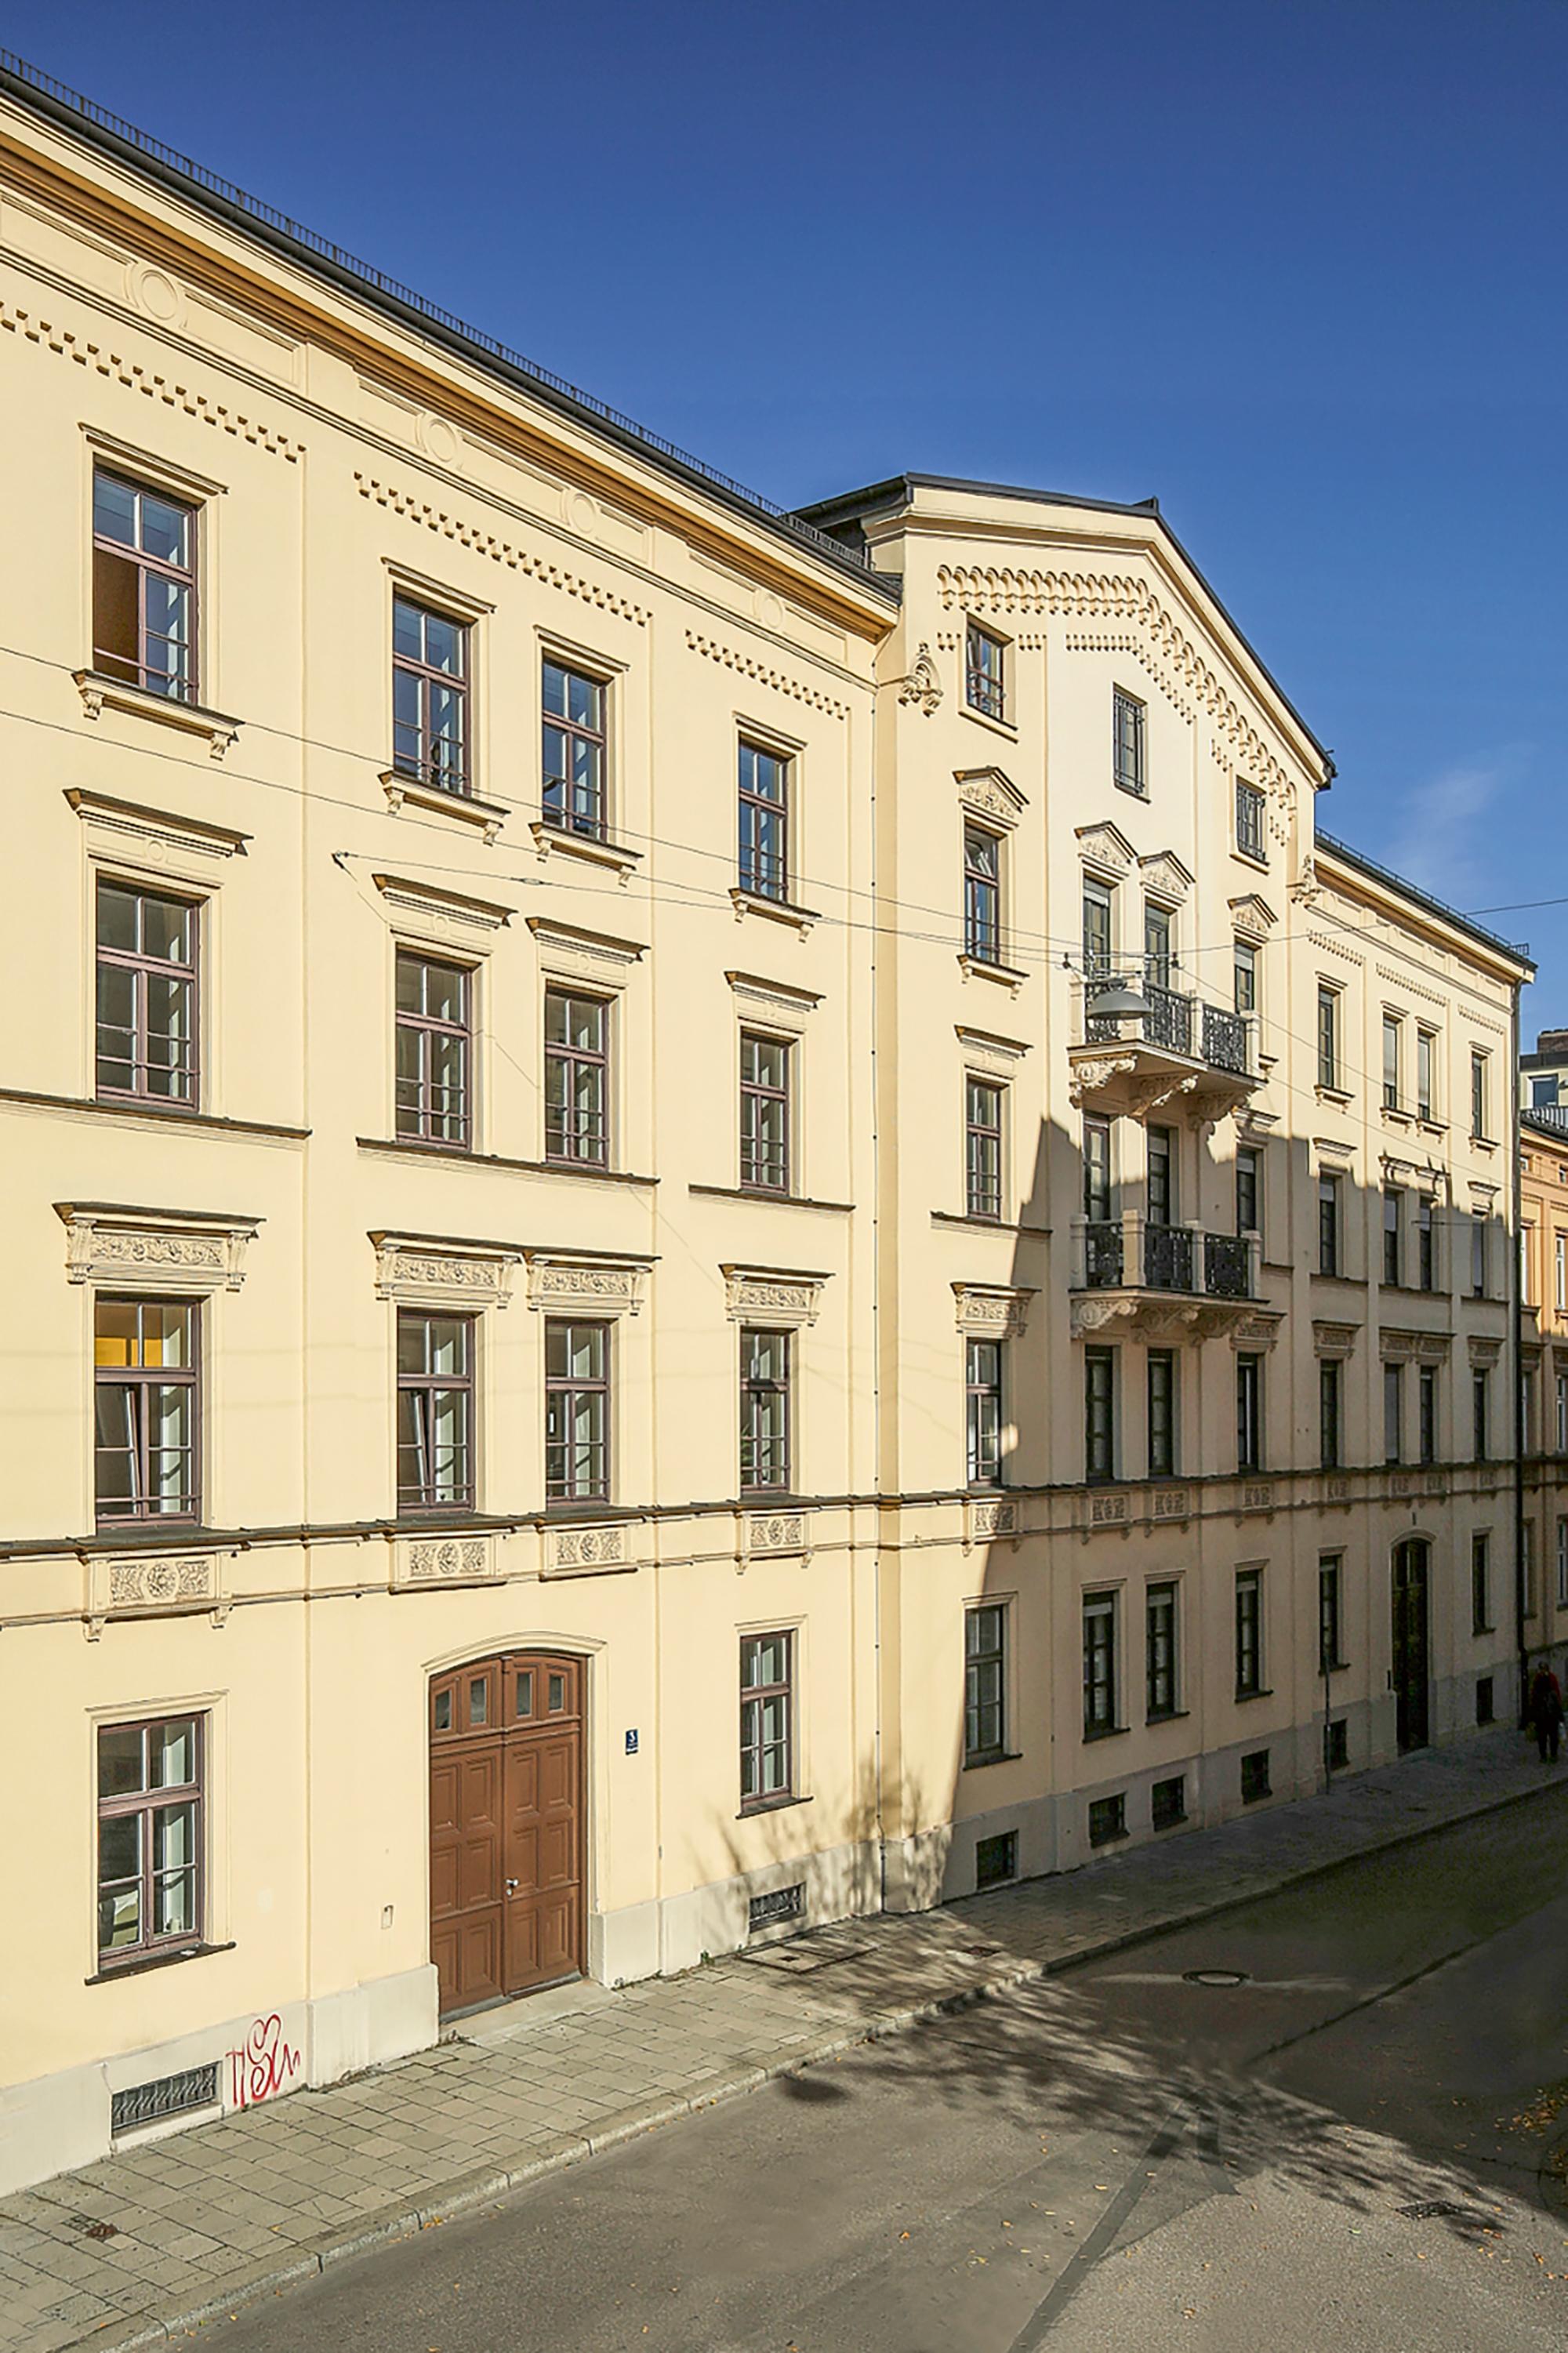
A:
429 1652 585 2017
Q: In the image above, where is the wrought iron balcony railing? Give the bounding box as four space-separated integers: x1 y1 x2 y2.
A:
1076 972 1257 1084
1078 1215 1258 1302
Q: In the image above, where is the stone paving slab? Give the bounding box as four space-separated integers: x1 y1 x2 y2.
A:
8 1725 1564 2353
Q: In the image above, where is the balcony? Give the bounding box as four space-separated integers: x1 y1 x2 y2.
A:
1070 1213 1261 1340
1067 973 1259 1124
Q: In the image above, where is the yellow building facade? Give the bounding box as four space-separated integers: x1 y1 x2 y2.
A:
1519 1109 1568 1676
0 67 1534 2192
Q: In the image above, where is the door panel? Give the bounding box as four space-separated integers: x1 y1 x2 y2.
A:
1392 1540 1431 1753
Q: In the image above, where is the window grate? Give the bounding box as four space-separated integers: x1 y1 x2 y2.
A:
1089 1792 1128 1846
975 1830 1018 1890
1152 1774 1186 1832
748 1883 804 1932
1240 1748 1271 1803
111 2062 219 2133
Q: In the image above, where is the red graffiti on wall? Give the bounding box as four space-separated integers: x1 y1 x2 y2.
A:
228 2013 302 2111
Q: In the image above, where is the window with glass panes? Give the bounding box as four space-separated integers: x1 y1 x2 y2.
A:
964 825 1001 962
1144 902 1173 991
1556 1233 1567 1313
1318 1172 1341 1275
740 1328 790 1493
1082 877 1114 987
1471 1050 1489 1139
739 1632 793 1807
1417 1028 1436 1118
392 595 468 793
1419 1365 1438 1465
92 469 197 700
1383 1188 1402 1285
1236 779 1265 859
1417 1196 1435 1291
1472 1214 1487 1297
1384 1362 1403 1464
1234 939 1258 1015
541 659 606 837
96 1716 203 1966
1083 1592 1117 1735
965 1077 1004 1219
738 739 789 900
1472 1368 1489 1460
1147 1124 1175 1227
395 953 470 1147
1319 1556 1343 1672
96 879 199 1106
1112 688 1145 795
397 1311 474 1512
1083 1117 1112 1224
1145 1581 1178 1719
1236 1353 1262 1472
545 1320 609 1502
1235 1569 1262 1695
544 989 608 1166
1147 1350 1176 1477
1316 986 1339 1089
1236 1146 1260 1236
1319 1357 1342 1469
965 622 1006 720
739 1031 790 1193
964 1603 1007 1763
1557 1373 1568 1453
1382 1015 1401 1109
94 1298 198 1525
1085 1347 1116 1481
1472 1532 1491 1631
967 1338 1004 1486
1557 1517 1568 1608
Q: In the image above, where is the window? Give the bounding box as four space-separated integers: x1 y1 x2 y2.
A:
964 826 1002 963
740 1329 790 1494
1472 1367 1489 1462
1556 1234 1566 1313
96 1716 203 1966
1417 1196 1435 1292
1384 1362 1403 1465
1318 1173 1341 1276
1558 1516 1568 1610
1144 903 1174 992
1082 877 1113 987
392 596 468 793
1470 1050 1489 1141
1234 939 1258 1015
1382 1015 1401 1110
1318 1556 1343 1673
395 953 471 1148
1534 1075 1561 1109
965 622 1006 721
397 1311 474 1513
1319 1358 1341 1470
541 659 607 837
1417 1028 1436 1120
1083 1592 1118 1736
1236 1354 1262 1472
1524 1521 1537 1617
1147 1351 1176 1478
544 989 609 1167
1152 1774 1186 1830
1083 1118 1112 1223
1236 1146 1261 1237
1419 1365 1437 1465
1383 1188 1402 1286
1236 779 1265 860
975 1830 1018 1888
965 1078 1004 1220
1240 1748 1271 1802
1112 688 1145 797
739 1632 793 1808
1325 1718 1349 1772
1316 986 1340 1090
1522 1223 1537 1309
1475 1675 1495 1726
966 1338 1004 1486
1523 1367 1538 1454
1089 1793 1127 1846
94 1298 198 1525
1145 1581 1178 1719
96 880 199 1106
1147 1124 1175 1227
739 1032 790 1194
964 1603 1007 1764
1472 1533 1491 1632
1085 1348 1116 1482
1472 1214 1487 1298
1556 1372 1567 1454
92 469 197 701
1235 1570 1262 1696
738 739 789 900
545 1320 609 1503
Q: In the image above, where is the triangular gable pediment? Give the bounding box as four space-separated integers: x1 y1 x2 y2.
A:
956 766 1028 829
1138 849 1195 903
1229 891 1279 939
1074 819 1136 877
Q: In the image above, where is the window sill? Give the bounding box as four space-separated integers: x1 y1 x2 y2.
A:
1152 1812 1189 1831
960 703 1018 745
1083 1723 1131 1742
738 1792 812 1819
74 670 240 761
1320 1656 1350 1676
1231 845 1269 873
689 1182 854 1213
382 770 509 844
962 1750 1023 1772
1472 1134 1499 1152
87 1940 235 1986
1089 1828 1131 1849
729 887 820 935
1145 1708 1189 1727
1112 782 1149 804
931 1210 1051 1236
528 820 642 881
0 1084 308 1142
358 1137 659 1187
1235 1686 1274 1703
1315 1084 1354 1109
957 953 1028 993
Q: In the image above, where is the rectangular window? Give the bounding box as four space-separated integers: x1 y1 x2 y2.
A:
1558 1516 1568 1610
964 826 1002 963
1234 939 1258 1015
1112 688 1145 797
740 1328 790 1494
1316 986 1339 1091
96 880 199 1106
1319 1358 1341 1470
1235 1570 1262 1696
1082 877 1113 987
739 1632 793 1808
1470 1050 1489 1141
1384 1361 1403 1465
1147 1350 1176 1478
94 1298 198 1526
1152 1774 1186 1831
1147 1124 1175 1227
1383 1188 1402 1286
1556 1235 1566 1313
1522 1223 1537 1309
1556 1372 1567 1454
1085 1347 1116 1482
1524 1522 1537 1617
1419 1364 1437 1465
1083 1117 1112 1223
1236 1354 1262 1472
1318 1173 1341 1276
1088 1792 1127 1846
1476 1675 1495 1726
967 1338 1004 1487
545 1320 609 1503
975 1830 1018 1888
1240 1748 1271 1803
395 953 471 1148
964 1603 1007 1764
1236 1146 1260 1237
392 595 468 793
1319 1556 1342 1673
92 469 197 701
1472 1532 1490 1632
1083 1592 1118 1736
96 1716 204 1966
541 659 606 837
965 621 1006 721
1472 1214 1486 1298
1325 1718 1349 1772
1417 1028 1435 1120
1472 1368 1489 1461
1145 1581 1178 1719
738 739 789 901
965 1078 1004 1221
739 1032 790 1194
1417 1196 1435 1292
1236 779 1265 860
396 1310 474 1513
544 989 609 1167
1143 902 1173 992
1523 1367 1537 1454
1382 1014 1401 1110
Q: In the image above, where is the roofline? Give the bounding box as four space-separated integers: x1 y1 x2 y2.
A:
796 471 1335 775
1313 830 1534 974
0 51 898 609
1521 1050 1568 1070
1521 1108 1568 1143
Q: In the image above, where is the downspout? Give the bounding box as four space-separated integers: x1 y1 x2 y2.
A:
1512 976 1530 1724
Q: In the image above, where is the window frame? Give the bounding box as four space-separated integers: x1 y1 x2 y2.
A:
1383 1186 1403 1287
1384 1360 1403 1465
964 620 1007 722
739 1630 794 1810
964 1075 1004 1222
1317 1171 1341 1276
391 593 470 797
1318 1556 1344 1674
1319 1356 1342 1470
1235 1568 1263 1698
1236 1144 1261 1239
737 736 790 902
1416 1026 1436 1120
95 876 201 1109
96 1713 205 1970
93 1295 201 1528
1233 938 1258 1016
1084 1345 1116 1483
1470 1049 1489 1141
1145 1581 1178 1722
394 950 473 1150
1316 985 1340 1091
1147 1349 1177 1479
540 655 608 840
1417 1195 1436 1292
1472 1367 1489 1462
739 1326 791 1496
1236 1353 1263 1473
543 986 611 1168
1382 1013 1402 1112
396 1308 475 1516
1112 687 1146 798
964 1601 1008 1766
739 1029 792 1195
1418 1364 1438 1465
963 822 1003 964
545 1317 612 1505
966 1336 1004 1488
1235 779 1266 862
1083 1589 1119 1738
91 466 199 703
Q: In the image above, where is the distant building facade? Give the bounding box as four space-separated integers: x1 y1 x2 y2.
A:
1520 1109 1568 1678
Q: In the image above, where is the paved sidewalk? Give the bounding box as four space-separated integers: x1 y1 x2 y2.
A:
7 1728 1563 2353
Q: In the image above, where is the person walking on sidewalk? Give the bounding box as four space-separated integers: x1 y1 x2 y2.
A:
1527 1659 1564 1762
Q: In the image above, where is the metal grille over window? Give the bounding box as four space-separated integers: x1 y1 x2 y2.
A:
93 470 197 701
112 2064 219 2133
392 596 468 793
542 660 606 837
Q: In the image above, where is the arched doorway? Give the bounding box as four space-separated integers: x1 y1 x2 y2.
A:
428 1653 586 2017
1391 1540 1431 1752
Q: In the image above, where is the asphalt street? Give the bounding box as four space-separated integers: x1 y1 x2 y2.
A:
216 1781 1568 2352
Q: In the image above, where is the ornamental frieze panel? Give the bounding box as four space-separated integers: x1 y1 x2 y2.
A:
746 1511 809 1557
526 1255 650 1317
952 1283 1035 1339
57 1204 261 1293
548 1522 631 1574
956 766 1027 830
372 1233 522 1310
723 1265 828 1328
393 1534 499 1589
84 1549 229 1639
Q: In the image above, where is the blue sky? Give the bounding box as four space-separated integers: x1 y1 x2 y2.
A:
9 2 1564 1013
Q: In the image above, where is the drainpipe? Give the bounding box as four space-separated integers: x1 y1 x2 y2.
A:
1512 976 1530 1725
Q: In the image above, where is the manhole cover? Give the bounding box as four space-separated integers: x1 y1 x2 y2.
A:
1182 1968 1250 1988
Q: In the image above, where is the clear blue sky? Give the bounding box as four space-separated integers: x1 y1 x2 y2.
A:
8 2 1564 1015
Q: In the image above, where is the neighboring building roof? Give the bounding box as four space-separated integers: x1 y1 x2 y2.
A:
0 50 897 605
1522 1106 1568 1144
1313 830 1534 971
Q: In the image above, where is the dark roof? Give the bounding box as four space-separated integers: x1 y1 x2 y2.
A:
796 472 1334 773
1314 830 1533 968
1522 1106 1568 1142
0 51 896 604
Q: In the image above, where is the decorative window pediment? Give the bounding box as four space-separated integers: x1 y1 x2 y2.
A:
956 767 1027 830
1469 1338 1503 1369
56 1202 260 1292
1312 1320 1359 1358
1229 892 1278 941
371 1229 522 1310
526 1250 652 1317
372 871 514 948
723 1263 828 1328
952 1281 1036 1338
727 969 822 1032
1075 820 1136 879
1383 1330 1453 1364
66 787 249 884
1138 850 1194 904
527 916 647 985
